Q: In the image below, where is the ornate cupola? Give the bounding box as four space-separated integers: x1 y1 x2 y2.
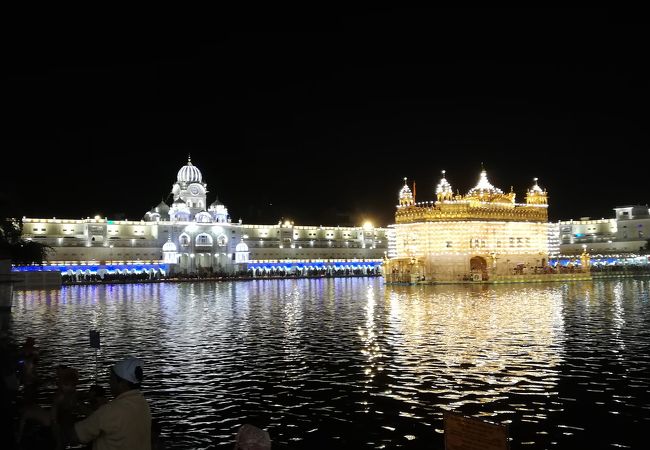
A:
235 240 250 264
525 177 548 205
169 196 191 221
208 197 229 223
467 169 503 197
465 167 515 204
176 155 203 184
171 155 208 216
162 238 178 264
435 170 453 202
398 177 414 207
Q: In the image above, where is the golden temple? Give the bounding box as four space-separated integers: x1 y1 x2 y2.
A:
385 169 563 283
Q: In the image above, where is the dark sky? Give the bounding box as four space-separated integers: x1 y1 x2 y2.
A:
2 8 648 226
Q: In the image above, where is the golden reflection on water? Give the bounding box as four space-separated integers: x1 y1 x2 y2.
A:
361 285 381 381
366 283 571 408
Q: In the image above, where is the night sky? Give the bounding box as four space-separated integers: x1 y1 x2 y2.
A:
2 8 648 227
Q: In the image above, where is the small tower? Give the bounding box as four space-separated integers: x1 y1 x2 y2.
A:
162 238 178 264
399 177 414 206
208 197 230 223
435 170 453 202
169 197 191 221
235 240 250 264
525 178 548 205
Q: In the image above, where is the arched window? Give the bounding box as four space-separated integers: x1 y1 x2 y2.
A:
179 234 191 246
196 233 213 246
217 234 227 246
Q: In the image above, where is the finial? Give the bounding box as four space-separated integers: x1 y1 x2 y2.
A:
533 177 538 183
188 154 192 164
481 162 485 171
441 169 446 177
403 177 408 184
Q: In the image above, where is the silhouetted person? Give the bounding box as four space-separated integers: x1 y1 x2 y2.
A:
72 356 151 449
17 365 80 449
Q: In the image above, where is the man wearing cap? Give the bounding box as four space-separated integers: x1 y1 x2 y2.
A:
71 356 151 450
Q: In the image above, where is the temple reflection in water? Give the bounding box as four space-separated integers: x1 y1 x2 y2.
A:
370 284 566 409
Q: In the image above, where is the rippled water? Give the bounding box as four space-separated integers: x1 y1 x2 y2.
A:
6 278 650 449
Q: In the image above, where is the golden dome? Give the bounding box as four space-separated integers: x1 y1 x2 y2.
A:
526 178 548 205
467 169 503 196
464 169 515 204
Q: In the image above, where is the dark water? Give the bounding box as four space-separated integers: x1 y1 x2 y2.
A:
7 278 650 449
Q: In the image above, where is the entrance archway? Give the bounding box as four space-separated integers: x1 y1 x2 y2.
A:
470 256 488 281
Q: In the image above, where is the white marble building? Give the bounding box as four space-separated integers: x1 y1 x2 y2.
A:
558 205 650 255
21 157 388 274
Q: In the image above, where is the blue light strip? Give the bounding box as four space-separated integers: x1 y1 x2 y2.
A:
12 263 170 273
550 257 649 267
247 261 382 270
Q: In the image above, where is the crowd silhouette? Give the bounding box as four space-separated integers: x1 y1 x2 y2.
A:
0 335 270 449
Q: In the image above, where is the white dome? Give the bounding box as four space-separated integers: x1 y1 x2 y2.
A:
235 241 249 252
177 156 202 183
162 240 177 252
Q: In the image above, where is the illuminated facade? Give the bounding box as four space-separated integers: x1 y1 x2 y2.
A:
559 205 649 255
20 157 388 275
384 170 552 282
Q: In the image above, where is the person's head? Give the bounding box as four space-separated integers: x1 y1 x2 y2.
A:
234 424 271 450
109 357 143 396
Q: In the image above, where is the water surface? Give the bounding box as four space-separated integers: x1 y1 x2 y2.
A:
8 278 650 449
